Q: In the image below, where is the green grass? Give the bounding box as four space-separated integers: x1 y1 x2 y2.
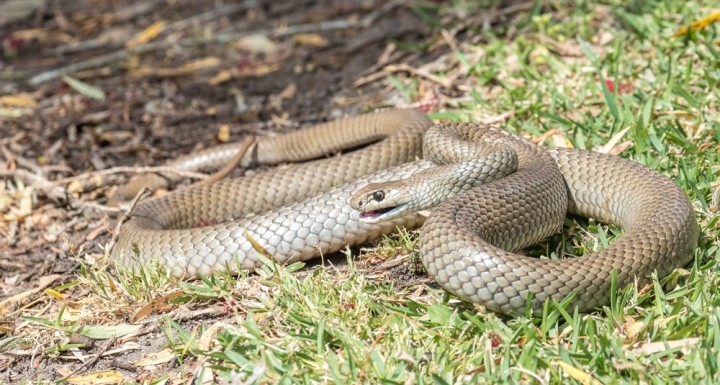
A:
183 1 719 383
8 0 720 383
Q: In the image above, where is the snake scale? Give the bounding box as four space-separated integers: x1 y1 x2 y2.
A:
111 109 698 315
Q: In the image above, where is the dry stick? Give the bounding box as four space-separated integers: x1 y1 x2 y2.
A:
361 0 406 26
0 169 121 213
355 1 536 89
57 337 118 383
196 136 256 186
2 139 207 195
388 63 455 88
51 2 254 55
467 0 536 30
164 2 256 33
2 138 123 214
31 2 402 85
355 61 459 89
127 305 227 339
50 165 208 185
1 143 45 176
107 186 151 254
30 18 359 85
490 1 537 17
2 137 254 215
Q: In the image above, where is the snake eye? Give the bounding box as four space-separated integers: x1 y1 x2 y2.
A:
373 190 385 201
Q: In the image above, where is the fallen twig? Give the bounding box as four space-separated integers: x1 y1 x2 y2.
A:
1 168 125 213
477 110 516 125
51 2 254 55
124 305 227 340
50 165 208 185
0 275 65 317
2 142 209 200
32 1 403 85
357 63 456 89
107 186 151 255
30 18 362 85
197 136 256 186
57 337 118 383
473 0 537 30
1 142 45 176
360 0 406 27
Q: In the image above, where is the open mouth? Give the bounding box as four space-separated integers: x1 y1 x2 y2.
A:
359 205 404 222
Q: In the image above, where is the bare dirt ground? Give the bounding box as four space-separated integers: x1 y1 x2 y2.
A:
0 0 431 282
0 0 530 382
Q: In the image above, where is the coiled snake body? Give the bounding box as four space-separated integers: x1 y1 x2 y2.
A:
111 109 698 315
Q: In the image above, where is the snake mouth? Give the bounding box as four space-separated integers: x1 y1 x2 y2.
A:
359 204 405 223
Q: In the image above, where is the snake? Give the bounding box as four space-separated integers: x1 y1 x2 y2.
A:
111 109 698 315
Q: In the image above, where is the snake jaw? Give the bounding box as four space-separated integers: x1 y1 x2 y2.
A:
359 204 407 223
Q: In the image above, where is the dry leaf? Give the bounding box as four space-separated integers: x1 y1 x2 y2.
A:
209 69 233 85
0 94 37 108
44 288 65 300
556 361 601 385
98 130 134 142
79 111 112 124
598 126 630 154
407 287 425 300
18 188 33 216
198 322 226 350
131 57 221 78
654 315 679 328
531 128 561 144
236 34 279 54
178 57 222 72
75 324 141 339
269 83 297 110
0 107 33 117
416 210 431 218
126 21 165 48
623 320 645 340
243 228 273 258
0 320 14 334
133 348 176 367
196 366 216 385
68 180 84 194
62 76 106 101
292 33 329 46
675 11 720 36
94 26 134 45
217 124 231 142
131 291 184 322
631 337 701 354
66 370 123 385
277 83 297 100
607 141 631 156
56 365 74 378
552 133 571 148
240 63 281 77
11 27 71 43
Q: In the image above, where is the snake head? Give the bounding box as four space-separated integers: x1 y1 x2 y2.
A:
350 181 412 223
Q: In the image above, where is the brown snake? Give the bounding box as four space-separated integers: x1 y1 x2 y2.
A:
111 109 698 315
